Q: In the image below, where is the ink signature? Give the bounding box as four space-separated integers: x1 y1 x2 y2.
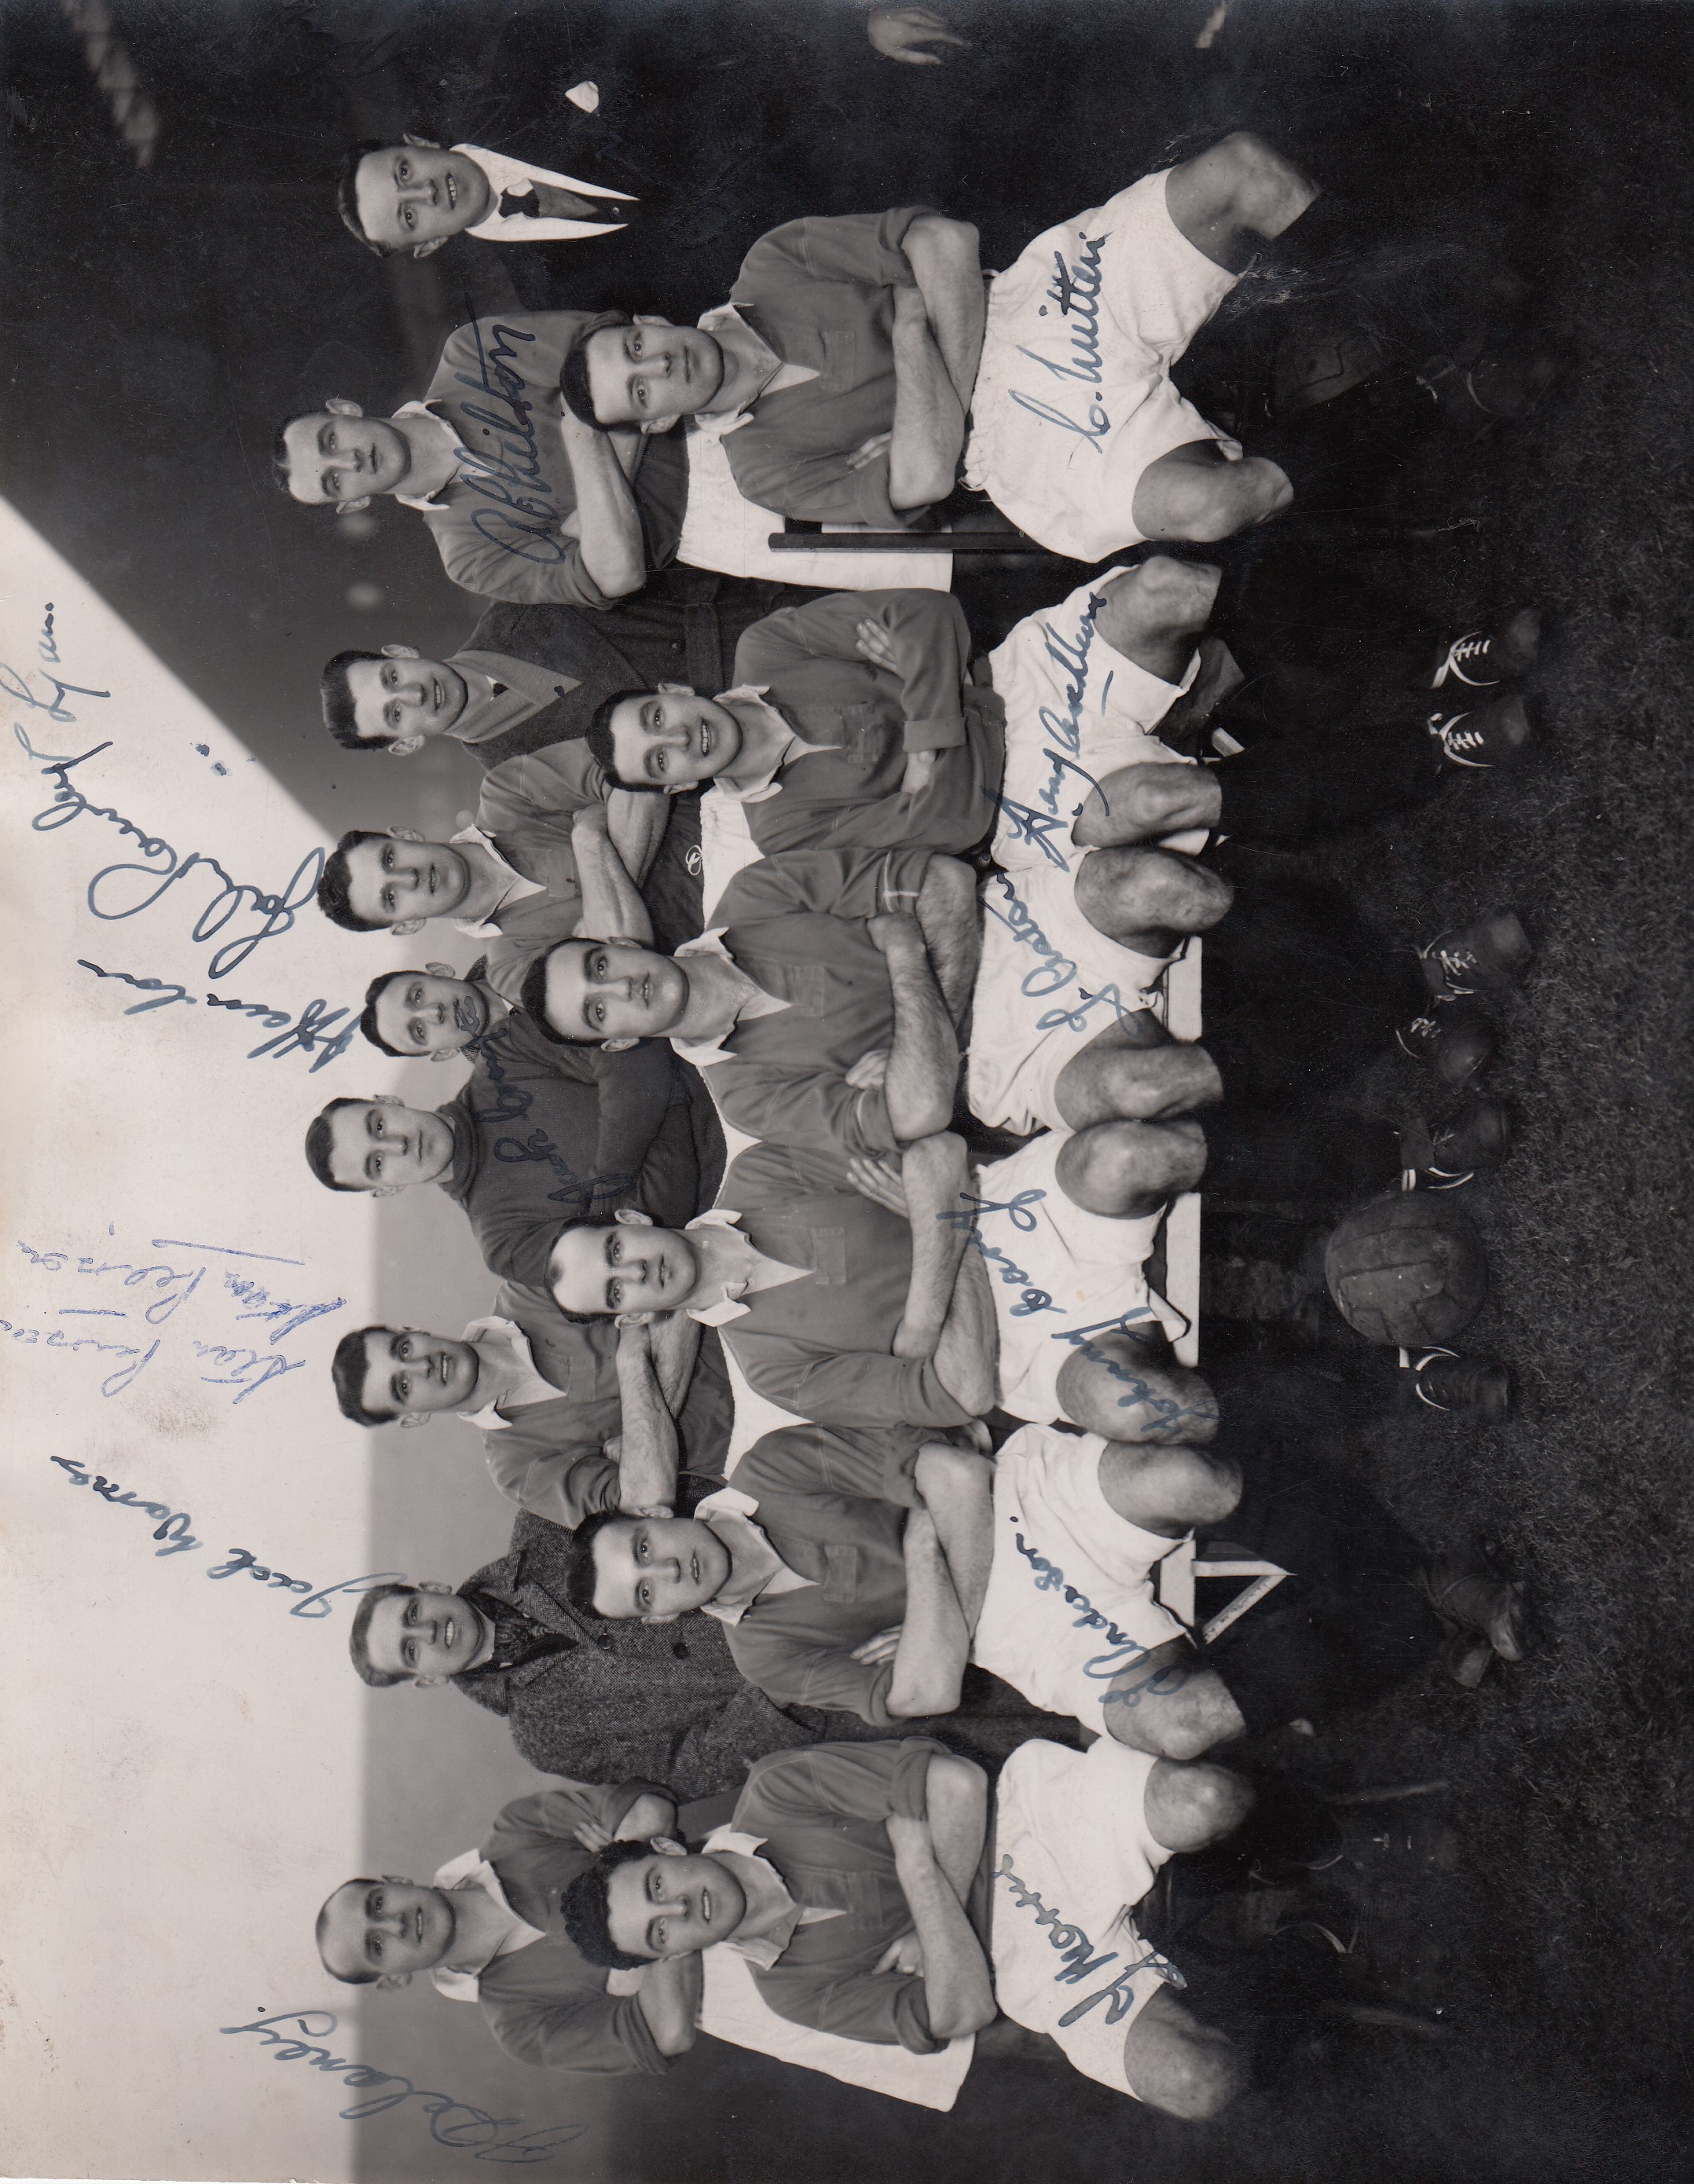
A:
78 958 358 1071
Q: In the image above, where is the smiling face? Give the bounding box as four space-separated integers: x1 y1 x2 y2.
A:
584 319 725 427
590 1514 732 1622
343 835 470 927
362 1587 486 1678
373 971 487 1056
324 1099 455 1192
547 1217 700 1317
607 690 742 790
354 143 493 252
282 409 412 506
356 1328 478 1418
347 654 469 745
541 939 690 1043
604 1846 747 1960
319 1878 457 1981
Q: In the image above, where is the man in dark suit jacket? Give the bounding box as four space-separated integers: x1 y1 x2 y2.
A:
350 1511 818 1795
318 570 816 771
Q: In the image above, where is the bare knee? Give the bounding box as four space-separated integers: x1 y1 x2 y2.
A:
1056 1117 1208 1214
1109 1657 1245 1759
1137 453 1292 544
1056 1336 1219 1446
1138 2024 1250 2122
1075 845 1233 941
1094 555 1221 654
1146 1757 1256 1851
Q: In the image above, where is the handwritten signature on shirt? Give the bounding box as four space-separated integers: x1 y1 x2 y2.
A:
220 2009 587 2162
1010 1516 1194 1712
1008 229 1113 453
453 318 575 570
995 1848 1186 2030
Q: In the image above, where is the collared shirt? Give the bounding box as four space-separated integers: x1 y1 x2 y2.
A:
456 144 634 242
428 1848 549 2000
691 1484 816 1624
692 306 820 442
389 398 475 509
456 1314 565 1430
679 1207 811 1328
446 647 582 747
448 823 548 939
668 929 792 1066
698 1823 844 1969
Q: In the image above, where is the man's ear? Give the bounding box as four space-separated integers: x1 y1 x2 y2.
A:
657 682 695 697
326 398 365 418
429 1047 459 1062
417 1580 453 1595
601 1037 638 1054
387 737 424 757
402 134 441 148
399 1413 431 1429
373 1184 402 1200
336 496 373 515
390 918 425 937
425 962 456 977
649 1836 687 1857
372 1093 404 1107
381 643 420 660
414 1673 449 1687
390 826 424 842
376 1972 413 1990
413 237 449 259
612 1207 655 1227
640 416 679 437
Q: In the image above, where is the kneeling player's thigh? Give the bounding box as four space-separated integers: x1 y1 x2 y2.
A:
1121 1986 1248 2121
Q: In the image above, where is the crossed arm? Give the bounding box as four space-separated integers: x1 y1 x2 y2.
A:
887 1754 996 2038
885 1442 996 1717
574 798 661 929
610 1311 704 1514
889 214 984 511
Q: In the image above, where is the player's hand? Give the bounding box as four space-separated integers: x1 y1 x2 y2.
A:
846 430 893 473
851 1624 904 1665
867 8 968 66
899 749 938 795
573 800 611 836
855 614 902 671
615 1313 654 1348
874 1929 926 1975
866 910 926 967
847 1150 910 1217
574 1816 614 1852
846 1048 891 1091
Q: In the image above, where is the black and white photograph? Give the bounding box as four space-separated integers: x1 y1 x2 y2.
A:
2 3 1689 2181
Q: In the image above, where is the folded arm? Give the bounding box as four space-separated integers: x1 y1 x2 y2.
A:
888 1801 995 2037
901 213 985 409
613 1318 680 1512
872 913 959 1143
912 1441 994 1634
560 408 647 600
886 1504 972 1717
889 283 966 512
573 801 655 942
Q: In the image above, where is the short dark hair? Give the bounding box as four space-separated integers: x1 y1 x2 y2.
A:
560 1838 654 1970
348 1581 419 1684
337 140 400 255
306 1097 369 1193
332 1324 395 1424
587 688 668 791
359 971 412 1057
559 312 631 431
317 1878 383 1983
322 650 390 750
273 409 319 494
548 1217 621 1322
519 945 593 1047
317 829 391 932
563 1509 622 1621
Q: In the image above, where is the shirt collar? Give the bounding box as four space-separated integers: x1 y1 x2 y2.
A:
679 1209 809 1325
691 1489 816 1624
698 1825 840 1968
390 399 473 508
667 929 791 1065
427 1850 548 1999
691 306 819 440
456 1316 559 1428
704 687 800 804
447 823 548 937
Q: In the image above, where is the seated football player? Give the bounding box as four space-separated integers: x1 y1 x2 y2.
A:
303 1005 723 1293
585 588 1004 859
329 1283 732 1531
314 1781 722 2077
559 1737 1256 2119
347 1511 818 1795
545 1130 1215 1447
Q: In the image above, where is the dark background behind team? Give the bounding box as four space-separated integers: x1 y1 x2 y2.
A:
2 1 1691 2179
